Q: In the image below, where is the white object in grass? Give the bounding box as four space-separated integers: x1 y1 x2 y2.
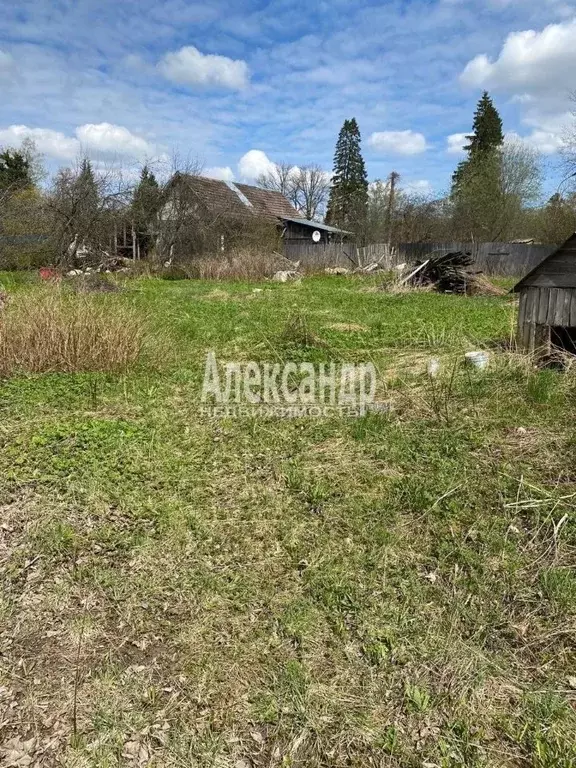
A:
465 351 489 370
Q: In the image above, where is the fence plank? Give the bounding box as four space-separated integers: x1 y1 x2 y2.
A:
283 241 555 278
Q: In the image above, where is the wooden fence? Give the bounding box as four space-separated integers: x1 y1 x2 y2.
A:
284 241 555 277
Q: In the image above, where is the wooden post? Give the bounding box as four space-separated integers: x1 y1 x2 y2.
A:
386 171 400 248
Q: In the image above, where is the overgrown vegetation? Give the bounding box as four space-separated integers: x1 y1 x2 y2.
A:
0 285 146 375
0 274 575 766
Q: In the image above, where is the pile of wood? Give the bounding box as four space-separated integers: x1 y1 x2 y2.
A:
401 251 505 295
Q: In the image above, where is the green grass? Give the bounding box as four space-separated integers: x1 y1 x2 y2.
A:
0 274 575 767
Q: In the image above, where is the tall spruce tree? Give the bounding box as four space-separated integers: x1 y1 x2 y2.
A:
465 91 504 152
325 118 368 230
450 92 507 238
452 92 504 190
132 165 161 257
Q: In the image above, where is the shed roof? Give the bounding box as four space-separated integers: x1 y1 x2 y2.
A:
282 216 353 234
513 233 576 292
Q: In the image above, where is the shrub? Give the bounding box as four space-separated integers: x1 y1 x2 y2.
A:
0 287 145 376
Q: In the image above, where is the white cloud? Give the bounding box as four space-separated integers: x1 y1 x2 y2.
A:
0 123 163 163
460 21 576 157
203 166 235 181
0 125 79 160
524 130 565 154
404 179 433 195
446 133 468 155
368 130 427 155
460 19 576 95
237 149 276 180
504 111 571 154
506 129 565 154
158 45 249 90
76 122 158 159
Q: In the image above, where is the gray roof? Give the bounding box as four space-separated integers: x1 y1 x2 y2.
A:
281 216 351 234
513 232 576 292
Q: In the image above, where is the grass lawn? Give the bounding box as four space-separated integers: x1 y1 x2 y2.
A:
1 274 575 767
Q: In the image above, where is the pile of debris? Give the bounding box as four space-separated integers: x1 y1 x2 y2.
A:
67 255 133 277
399 251 505 296
270 253 303 282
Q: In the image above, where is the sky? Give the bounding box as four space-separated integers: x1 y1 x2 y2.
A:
1 0 575 197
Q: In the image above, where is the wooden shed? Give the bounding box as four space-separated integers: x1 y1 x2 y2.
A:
513 232 576 354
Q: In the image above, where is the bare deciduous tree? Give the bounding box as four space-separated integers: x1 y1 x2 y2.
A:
154 155 204 262
256 162 298 206
256 161 331 220
46 157 131 267
292 165 330 220
365 179 446 244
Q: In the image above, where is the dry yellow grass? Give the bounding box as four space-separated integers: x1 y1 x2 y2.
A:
175 248 297 280
0 287 145 376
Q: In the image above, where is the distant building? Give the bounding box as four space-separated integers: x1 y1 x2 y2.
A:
513 232 576 354
162 174 349 254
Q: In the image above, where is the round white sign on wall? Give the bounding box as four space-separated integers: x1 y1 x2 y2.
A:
312 230 321 243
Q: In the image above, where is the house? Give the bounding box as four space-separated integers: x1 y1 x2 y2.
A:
513 232 576 354
162 174 349 255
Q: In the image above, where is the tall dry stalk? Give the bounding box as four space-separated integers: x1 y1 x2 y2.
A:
0 288 145 376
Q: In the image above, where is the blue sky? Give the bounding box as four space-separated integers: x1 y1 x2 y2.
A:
1 0 575 196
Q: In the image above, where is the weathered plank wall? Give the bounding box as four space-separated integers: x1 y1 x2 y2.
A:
284 241 556 277
517 287 576 351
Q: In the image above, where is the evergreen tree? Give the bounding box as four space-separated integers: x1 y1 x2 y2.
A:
451 92 508 238
325 118 368 230
132 165 161 257
0 149 32 193
452 92 503 190
133 165 160 217
75 158 99 214
464 91 504 155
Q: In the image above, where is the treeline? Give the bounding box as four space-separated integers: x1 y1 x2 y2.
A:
0 153 279 269
366 92 575 244
261 93 576 246
2 91 576 272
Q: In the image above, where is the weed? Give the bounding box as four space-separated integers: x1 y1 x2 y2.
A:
404 683 432 714
280 311 326 349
